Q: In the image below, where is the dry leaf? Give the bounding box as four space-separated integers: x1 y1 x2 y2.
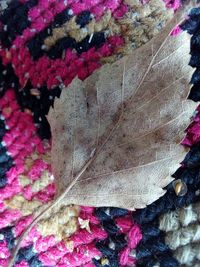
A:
48 18 197 210
48 17 197 210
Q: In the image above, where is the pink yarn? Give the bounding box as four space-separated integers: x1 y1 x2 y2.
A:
21 227 41 247
128 225 142 248
113 3 128 18
39 241 72 266
84 264 96 267
171 25 182 36
182 105 200 146
163 0 181 10
0 209 21 229
15 261 29 267
115 216 133 233
116 217 142 266
6 165 25 184
0 202 6 212
56 244 101 266
79 207 100 225
34 183 56 203
71 226 107 247
34 235 57 253
27 159 49 181
0 179 21 201
15 216 33 237
0 241 10 260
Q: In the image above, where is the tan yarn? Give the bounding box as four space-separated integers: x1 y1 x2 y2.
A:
5 195 42 216
102 0 173 63
122 0 173 45
19 170 53 192
5 170 54 216
37 205 80 241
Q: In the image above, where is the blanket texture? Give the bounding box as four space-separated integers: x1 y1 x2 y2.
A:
0 1 199 267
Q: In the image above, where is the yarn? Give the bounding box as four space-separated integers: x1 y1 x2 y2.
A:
159 202 200 266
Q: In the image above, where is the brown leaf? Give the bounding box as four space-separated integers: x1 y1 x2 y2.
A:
47 16 197 210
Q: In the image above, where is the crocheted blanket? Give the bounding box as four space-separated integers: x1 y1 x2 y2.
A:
0 1 200 267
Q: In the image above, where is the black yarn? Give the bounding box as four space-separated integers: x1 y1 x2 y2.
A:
189 52 200 68
53 8 73 27
95 208 111 221
191 68 200 85
28 256 43 267
109 208 129 217
96 240 120 267
76 32 106 54
0 117 13 188
188 82 200 101
136 237 173 258
0 226 15 250
15 245 37 263
191 30 200 51
15 245 43 267
94 208 129 267
0 119 6 140
16 81 61 139
32 31 106 59
0 145 10 164
110 234 127 251
0 0 38 47
140 222 162 242
76 10 92 28
47 36 77 59
102 220 119 235
136 240 179 267
181 7 200 34
27 7 105 60
137 256 178 267
182 142 200 168
0 62 20 98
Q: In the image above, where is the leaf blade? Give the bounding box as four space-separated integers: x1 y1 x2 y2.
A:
48 16 197 209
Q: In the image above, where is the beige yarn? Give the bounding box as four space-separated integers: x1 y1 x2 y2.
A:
159 202 200 266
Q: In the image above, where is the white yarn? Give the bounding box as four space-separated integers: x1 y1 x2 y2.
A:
179 205 198 227
166 224 200 250
159 210 179 232
175 243 200 265
159 204 198 233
